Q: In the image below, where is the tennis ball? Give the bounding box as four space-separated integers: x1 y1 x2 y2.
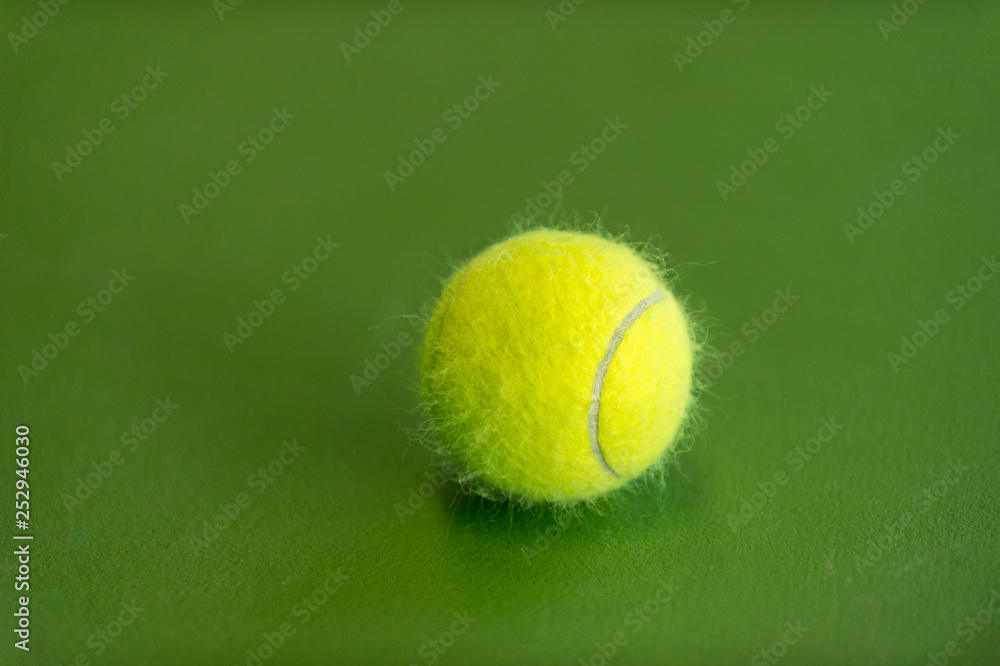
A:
421 228 696 503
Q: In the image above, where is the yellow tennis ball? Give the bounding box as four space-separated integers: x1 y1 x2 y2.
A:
421 228 695 503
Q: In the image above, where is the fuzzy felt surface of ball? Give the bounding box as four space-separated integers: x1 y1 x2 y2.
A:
421 229 695 503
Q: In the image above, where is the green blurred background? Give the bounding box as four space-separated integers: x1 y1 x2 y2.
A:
2 1 999 664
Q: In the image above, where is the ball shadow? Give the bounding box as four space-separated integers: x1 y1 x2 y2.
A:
436 443 708 537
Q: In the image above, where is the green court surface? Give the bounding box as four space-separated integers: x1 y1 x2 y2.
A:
1 2 999 664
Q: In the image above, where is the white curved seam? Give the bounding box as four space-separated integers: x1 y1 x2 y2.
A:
588 289 666 478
